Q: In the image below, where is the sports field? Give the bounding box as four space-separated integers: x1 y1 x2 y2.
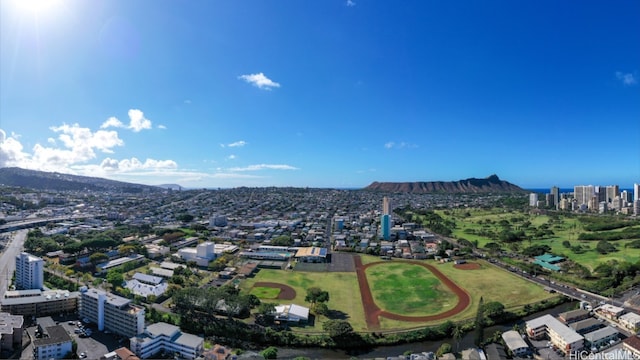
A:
366 262 457 315
240 256 556 332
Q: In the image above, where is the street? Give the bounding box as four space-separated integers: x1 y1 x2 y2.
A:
0 229 28 298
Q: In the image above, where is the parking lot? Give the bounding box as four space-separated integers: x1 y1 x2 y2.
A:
22 314 126 360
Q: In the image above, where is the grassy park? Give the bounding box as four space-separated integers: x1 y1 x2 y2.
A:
240 256 558 332
366 262 457 316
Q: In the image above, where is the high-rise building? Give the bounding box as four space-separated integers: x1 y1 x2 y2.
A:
635 183 640 203
79 288 145 338
380 214 391 241
529 193 539 207
550 186 560 209
622 190 632 203
606 185 620 203
15 252 43 290
574 186 595 206
595 186 607 203
382 196 391 215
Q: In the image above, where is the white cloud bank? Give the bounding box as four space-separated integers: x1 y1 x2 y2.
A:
616 71 637 86
228 164 299 171
238 73 280 90
384 141 418 149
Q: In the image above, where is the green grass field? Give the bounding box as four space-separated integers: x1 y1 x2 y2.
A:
239 256 557 332
250 286 281 299
240 269 367 331
366 262 457 315
438 209 640 271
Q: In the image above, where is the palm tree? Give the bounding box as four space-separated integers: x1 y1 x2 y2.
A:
453 324 463 353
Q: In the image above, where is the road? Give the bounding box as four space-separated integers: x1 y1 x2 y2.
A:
0 229 28 297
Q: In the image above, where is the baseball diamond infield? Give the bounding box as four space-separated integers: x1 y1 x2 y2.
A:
354 256 471 330
252 282 297 300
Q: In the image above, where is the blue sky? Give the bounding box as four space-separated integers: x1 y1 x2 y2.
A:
1 0 638 189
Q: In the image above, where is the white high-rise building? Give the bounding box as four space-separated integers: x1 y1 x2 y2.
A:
529 193 539 207
382 196 391 215
15 252 43 290
634 183 640 203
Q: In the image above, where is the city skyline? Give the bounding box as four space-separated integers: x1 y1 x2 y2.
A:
1 0 639 189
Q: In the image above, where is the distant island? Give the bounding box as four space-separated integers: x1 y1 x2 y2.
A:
364 174 525 194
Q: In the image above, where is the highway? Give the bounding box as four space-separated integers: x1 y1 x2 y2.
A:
0 229 28 298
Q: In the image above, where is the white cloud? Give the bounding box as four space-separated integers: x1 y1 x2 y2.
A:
229 164 298 171
228 140 247 147
227 154 236 160
384 141 418 149
128 109 152 132
99 157 178 172
616 71 637 86
157 124 167 130
238 73 281 90
346 0 356 6
100 116 125 129
100 110 153 132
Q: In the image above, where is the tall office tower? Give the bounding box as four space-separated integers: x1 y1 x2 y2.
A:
550 186 560 209
380 214 391 241
606 185 620 203
529 193 539 207
635 200 640 216
574 185 595 206
622 190 632 203
595 186 607 203
15 252 44 290
635 183 640 203
382 196 390 215
588 196 599 212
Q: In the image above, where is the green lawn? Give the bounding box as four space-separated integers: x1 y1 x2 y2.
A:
240 269 367 332
366 262 457 316
250 286 281 299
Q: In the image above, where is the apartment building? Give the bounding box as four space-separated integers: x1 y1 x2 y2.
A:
526 314 584 354
129 322 203 360
0 312 23 352
33 325 72 360
15 252 44 290
79 288 145 338
0 289 78 317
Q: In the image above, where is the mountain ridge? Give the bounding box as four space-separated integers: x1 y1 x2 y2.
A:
0 167 163 193
364 174 525 193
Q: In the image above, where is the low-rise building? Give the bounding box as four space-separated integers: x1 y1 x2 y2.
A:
501 330 529 357
101 346 140 360
1 289 78 317
569 318 603 335
526 314 584 354
583 326 619 352
624 336 640 357
559 309 590 324
294 247 328 263
619 312 640 333
0 312 23 352
125 273 167 298
129 322 203 359
33 325 72 360
274 304 309 323
597 304 625 319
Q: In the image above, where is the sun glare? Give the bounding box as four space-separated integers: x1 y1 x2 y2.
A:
13 0 62 15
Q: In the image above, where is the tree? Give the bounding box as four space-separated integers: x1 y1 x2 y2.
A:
314 302 329 316
105 269 124 288
436 343 452 357
483 301 505 320
322 319 353 338
305 287 329 304
89 252 108 265
474 296 485 346
260 346 278 359
452 324 463 352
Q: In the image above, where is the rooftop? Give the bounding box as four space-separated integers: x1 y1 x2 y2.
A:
0 312 24 335
33 325 72 347
526 314 584 344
